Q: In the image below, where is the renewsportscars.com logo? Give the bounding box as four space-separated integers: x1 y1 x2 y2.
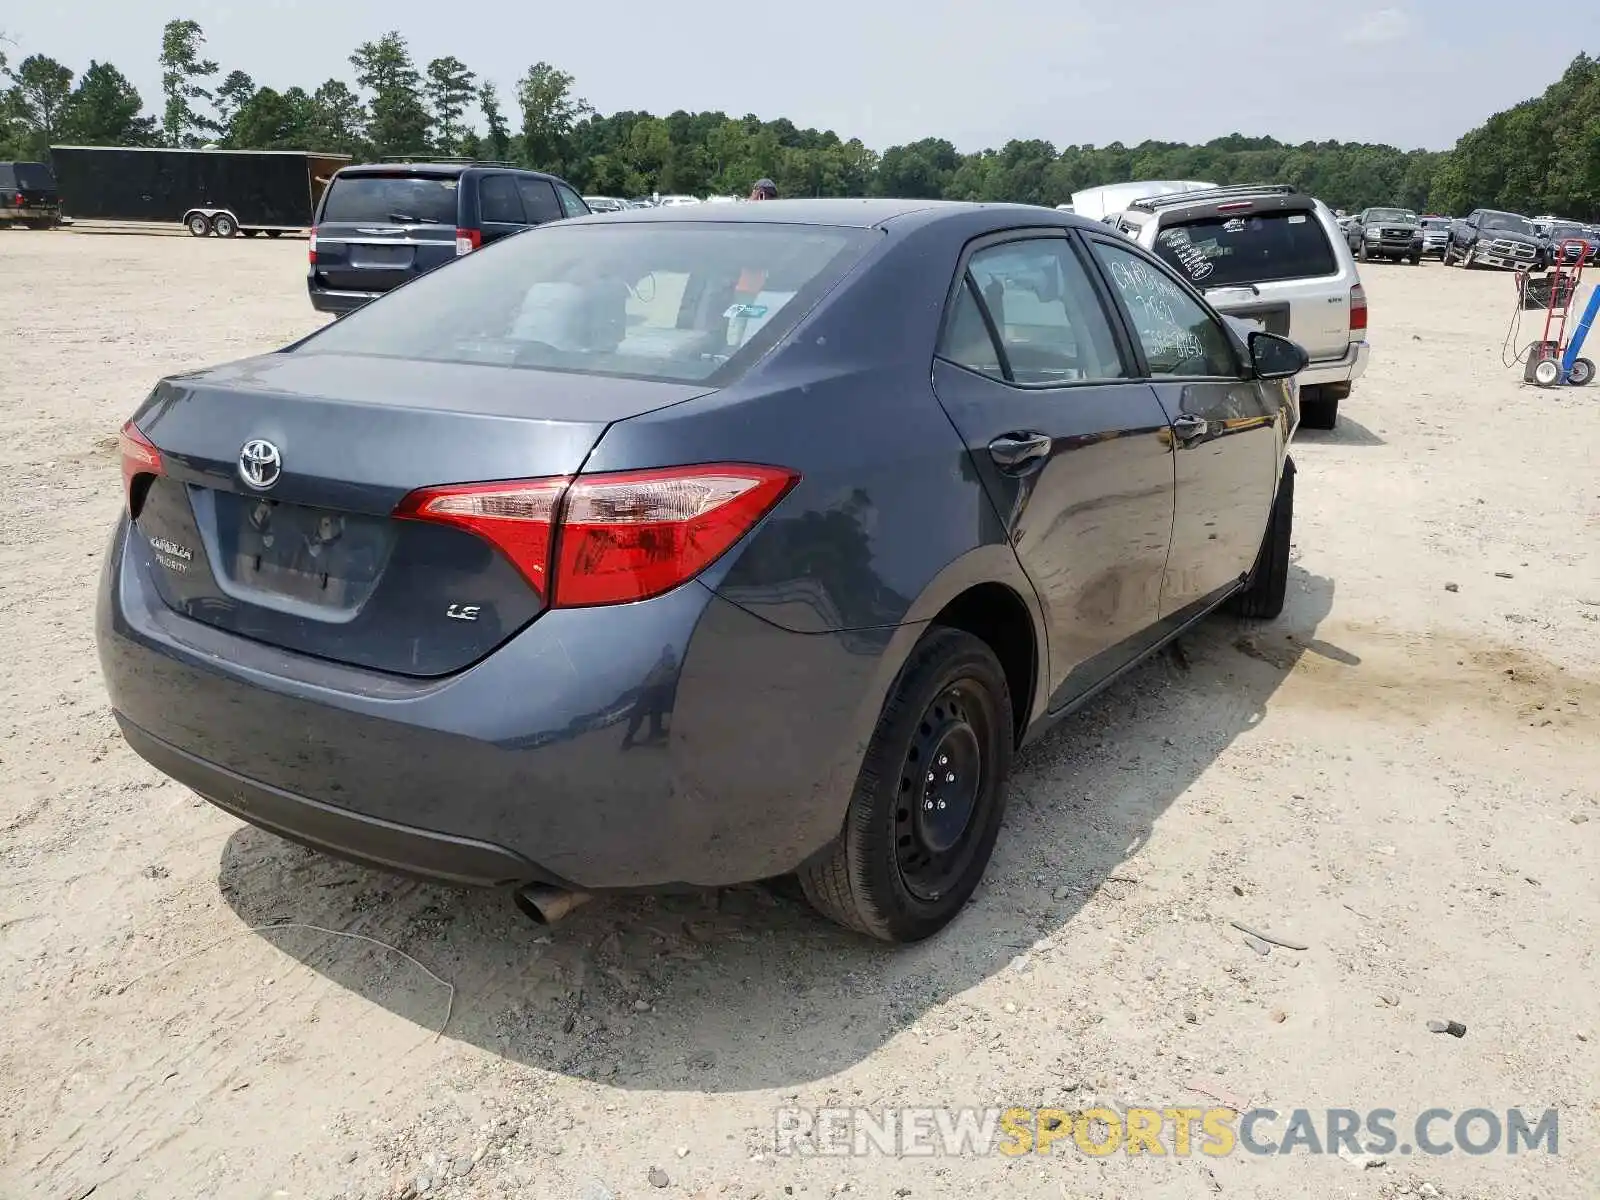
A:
774 1106 1560 1158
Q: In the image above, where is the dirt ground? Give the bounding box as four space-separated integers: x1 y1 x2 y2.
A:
1 229 1597 1200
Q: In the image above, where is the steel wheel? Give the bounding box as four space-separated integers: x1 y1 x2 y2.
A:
212 213 238 238
186 213 212 237
894 681 994 902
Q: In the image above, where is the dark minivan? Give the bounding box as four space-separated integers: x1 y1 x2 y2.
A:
0 161 62 228
307 161 590 314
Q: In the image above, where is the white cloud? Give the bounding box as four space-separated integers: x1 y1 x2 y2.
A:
1346 8 1413 45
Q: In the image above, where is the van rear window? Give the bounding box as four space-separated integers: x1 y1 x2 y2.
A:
13 163 56 190
1154 210 1338 287
320 175 459 225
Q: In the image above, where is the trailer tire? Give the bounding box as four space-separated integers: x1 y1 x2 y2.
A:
241 228 259 238
212 213 238 238
265 230 283 239
1570 358 1595 387
186 213 212 237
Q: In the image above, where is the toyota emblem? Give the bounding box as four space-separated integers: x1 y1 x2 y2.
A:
238 439 282 490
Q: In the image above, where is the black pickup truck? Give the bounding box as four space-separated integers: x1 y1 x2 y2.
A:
1345 207 1423 264
1443 210 1546 270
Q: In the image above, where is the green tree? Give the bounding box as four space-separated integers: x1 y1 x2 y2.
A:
306 79 367 155
424 56 475 154
62 60 156 145
478 81 510 161
4 53 74 158
213 69 256 141
350 31 430 157
158 18 219 146
515 61 590 172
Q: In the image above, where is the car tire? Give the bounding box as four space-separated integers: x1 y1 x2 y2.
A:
1300 385 1340 430
186 213 212 237
1442 243 1456 266
799 626 1013 943
1570 357 1595 387
1410 253 1422 265
1228 456 1294 621
1462 244 1477 268
1357 241 1369 262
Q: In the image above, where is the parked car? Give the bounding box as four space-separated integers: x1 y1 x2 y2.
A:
1114 183 1367 430
1543 221 1599 265
100 199 1306 943
1345 207 1423 264
583 195 626 213
656 194 701 207
307 161 589 315
0 160 62 228
1420 217 1451 258
1442 210 1546 270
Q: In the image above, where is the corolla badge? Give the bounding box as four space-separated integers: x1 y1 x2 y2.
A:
238 439 282 490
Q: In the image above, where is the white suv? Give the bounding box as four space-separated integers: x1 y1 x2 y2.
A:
1110 184 1368 429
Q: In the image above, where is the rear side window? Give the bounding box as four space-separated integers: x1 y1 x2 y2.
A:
320 175 459 225
516 178 562 224
1152 210 1338 287
297 222 878 385
0 166 13 189
479 175 525 224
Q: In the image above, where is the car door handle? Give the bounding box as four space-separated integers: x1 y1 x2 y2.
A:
988 432 1054 473
1172 415 1209 444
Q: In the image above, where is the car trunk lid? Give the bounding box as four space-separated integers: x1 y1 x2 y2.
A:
127 352 713 676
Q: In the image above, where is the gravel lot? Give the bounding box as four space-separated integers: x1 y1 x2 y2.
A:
1 229 1597 1200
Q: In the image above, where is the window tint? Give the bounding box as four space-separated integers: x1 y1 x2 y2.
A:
554 182 589 219
298 223 878 385
1089 240 1238 378
320 175 460 224
480 175 524 224
516 178 562 224
0 166 13 189
13 163 55 190
942 238 1126 384
1152 209 1337 287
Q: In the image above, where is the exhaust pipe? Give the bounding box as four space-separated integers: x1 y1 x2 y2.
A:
515 884 594 925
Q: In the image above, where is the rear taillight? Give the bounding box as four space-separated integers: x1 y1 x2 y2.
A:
308 227 317 265
395 464 799 606
13 192 23 208
455 228 482 256
118 420 163 509
1349 283 1368 335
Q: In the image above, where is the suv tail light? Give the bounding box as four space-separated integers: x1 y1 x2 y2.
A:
455 228 482 256
13 192 24 208
308 227 317 264
118 420 164 510
396 464 799 606
1349 283 1368 335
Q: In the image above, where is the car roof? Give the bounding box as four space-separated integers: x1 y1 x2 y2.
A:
334 162 564 181
562 197 1095 233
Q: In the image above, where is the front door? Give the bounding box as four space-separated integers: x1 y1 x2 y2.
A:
931 232 1177 710
1085 236 1280 619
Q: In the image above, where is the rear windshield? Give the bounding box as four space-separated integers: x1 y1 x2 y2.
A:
1153 210 1338 287
297 222 878 385
13 163 56 190
320 174 460 225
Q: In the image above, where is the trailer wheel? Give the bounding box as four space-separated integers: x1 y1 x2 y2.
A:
186 213 212 237
241 228 258 238
212 213 238 238
264 230 283 239
1570 358 1595 387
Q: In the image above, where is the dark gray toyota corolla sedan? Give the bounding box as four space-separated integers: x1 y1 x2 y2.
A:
98 199 1306 942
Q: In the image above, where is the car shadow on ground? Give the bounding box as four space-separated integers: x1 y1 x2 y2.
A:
1296 416 1385 447
217 566 1338 1094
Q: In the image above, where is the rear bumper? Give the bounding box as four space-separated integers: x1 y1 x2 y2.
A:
1300 339 1369 389
97 517 888 890
307 283 381 314
6 206 59 223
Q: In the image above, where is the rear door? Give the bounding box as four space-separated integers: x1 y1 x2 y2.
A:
930 231 1178 709
1086 235 1279 619
477 173 527 244
1150 201 1350 362
312 172 461 296
9 162 60 212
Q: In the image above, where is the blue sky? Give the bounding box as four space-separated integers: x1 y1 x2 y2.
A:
5 2 1591 152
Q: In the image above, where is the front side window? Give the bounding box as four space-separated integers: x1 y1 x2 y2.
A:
479 175 525 224
1089 240 1238 379
938 238 1126 385
297 222 878 385
1152 209 1338 286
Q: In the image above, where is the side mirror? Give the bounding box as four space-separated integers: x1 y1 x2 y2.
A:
1249 331 1309 380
